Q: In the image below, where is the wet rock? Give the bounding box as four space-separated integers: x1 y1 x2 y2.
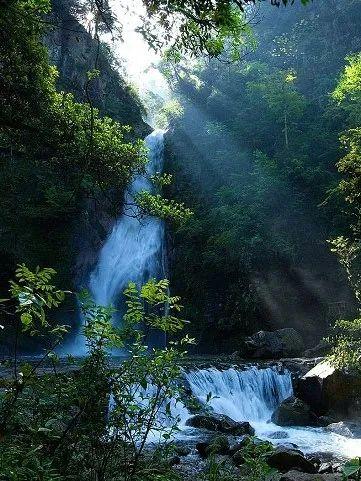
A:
268 431 290 439
304 340 332 358
230 351 240 361
281 358 324 377
307 456 321 467
169 456 181 466
325 421 361 438
173 453 207 481
282 442 300 450
186 413 255 436
245 328 305 359
196 435 230 458
318 463 334 474
295 361 361 417
318 415 337 427
196 442 209 458
332 464 342 473
266 446 317 473
280 470 342 481
229 435 252 454
308 452 342 465
271 396 319 427
173 441 193 457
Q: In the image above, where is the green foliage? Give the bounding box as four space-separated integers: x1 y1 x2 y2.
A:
328 317 361 371
343 457 361 480
10 265 67 333
200 439 276 481
136 192 193 224
338 128 361 207
0 0 193 284
329 237 361 304
332 53 361 125
0 0 148 280
0 267 193 481
156 99 185 129
162 1 360 346
150 173 174 187
201 455 236 481
136 0 309 58
328 53 361 372
332 53 361 216
0 443 63 481
240 439 276 481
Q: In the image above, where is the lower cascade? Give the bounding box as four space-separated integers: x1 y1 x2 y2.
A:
184 366 293 423
173 366 361 459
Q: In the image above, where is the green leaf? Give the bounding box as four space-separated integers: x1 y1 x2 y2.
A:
20 312 33 327
140 378 148 390
343 458 361 478
38 427 52 433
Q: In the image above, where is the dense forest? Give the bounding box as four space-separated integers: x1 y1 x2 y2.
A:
1 0 361 480
164 0 361 350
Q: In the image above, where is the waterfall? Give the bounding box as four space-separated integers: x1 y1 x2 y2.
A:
89 129 166 307
184 367 293 423
64 130 166 354
107 365 361 457
181 367 361 458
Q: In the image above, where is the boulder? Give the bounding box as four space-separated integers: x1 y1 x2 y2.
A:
196 435 230 458
168 456 181 466
271 396 319 427
295 361 361 416
318 415 337 427
282 442 300 450
304 340 332 358
245 328 304 359
280 470 342 481
186 413 255 436
196 442 210 458
229 435 253 454
307 456 321 467
266 447 317 473
318 463 334 474
325 421 361 438
173 441 193 457
308 452 338 464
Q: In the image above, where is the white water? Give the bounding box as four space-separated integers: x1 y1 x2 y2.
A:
89 129 166 307
177 367 361 459
108 382 190 444
184 367 292 423
64 130 166 354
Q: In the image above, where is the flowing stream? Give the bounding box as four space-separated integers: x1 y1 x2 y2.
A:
72 129 361 459
176 367 361 459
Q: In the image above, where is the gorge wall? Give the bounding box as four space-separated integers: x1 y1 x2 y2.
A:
45 0 151 290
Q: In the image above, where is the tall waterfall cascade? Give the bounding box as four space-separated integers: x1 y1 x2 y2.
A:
89 130 166 307
64 130 166 354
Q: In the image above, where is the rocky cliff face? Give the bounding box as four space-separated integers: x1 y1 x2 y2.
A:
44 0 151 289
46 0 150 138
